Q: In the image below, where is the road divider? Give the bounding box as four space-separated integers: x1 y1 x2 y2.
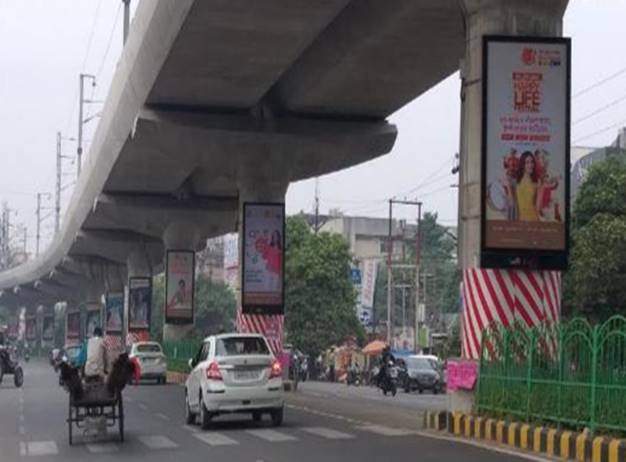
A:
423 411 626 462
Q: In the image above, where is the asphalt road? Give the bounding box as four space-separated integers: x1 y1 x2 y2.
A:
0 360 543 462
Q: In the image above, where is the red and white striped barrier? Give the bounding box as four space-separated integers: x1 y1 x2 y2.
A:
236 309 284 355
461 268 561 359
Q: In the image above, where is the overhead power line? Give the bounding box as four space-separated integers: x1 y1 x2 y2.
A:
572 93 626 126
573 65 626 99
573 118 626 144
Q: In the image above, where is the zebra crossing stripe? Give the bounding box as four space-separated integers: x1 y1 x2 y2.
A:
356 425 414 436
20 441 58 456
246 429 297 442
86 443 120 454
300 427 354 439
138 435 178 449
194 432 239 446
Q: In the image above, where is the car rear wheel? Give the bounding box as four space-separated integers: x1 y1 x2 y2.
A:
184 392 195 425
252 411 262 423
199 393 212 430
270 408 283 427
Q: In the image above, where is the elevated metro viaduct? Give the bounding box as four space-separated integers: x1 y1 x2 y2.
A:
0 0 568 352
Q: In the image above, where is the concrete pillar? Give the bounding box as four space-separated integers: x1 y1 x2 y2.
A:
162 221 202 342
126 249 153 345
459 0 564 268
236 178 288 351
84 280 104 339
455 0 566 410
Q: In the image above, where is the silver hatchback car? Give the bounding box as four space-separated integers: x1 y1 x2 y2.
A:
184 333 284 429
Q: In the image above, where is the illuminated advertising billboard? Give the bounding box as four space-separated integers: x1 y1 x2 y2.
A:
482 36 570 269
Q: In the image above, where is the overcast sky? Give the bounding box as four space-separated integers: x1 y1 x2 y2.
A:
1 1 625 256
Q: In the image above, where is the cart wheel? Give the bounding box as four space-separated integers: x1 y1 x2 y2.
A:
68 403 73 446
14 367 23 388
118 394 124 442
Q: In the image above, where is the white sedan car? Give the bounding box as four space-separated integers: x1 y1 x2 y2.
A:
184 333 284 429
129 341 168 384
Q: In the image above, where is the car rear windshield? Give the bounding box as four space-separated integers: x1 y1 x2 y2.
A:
407 358 433 370
216 337 269 356
136 344 162 353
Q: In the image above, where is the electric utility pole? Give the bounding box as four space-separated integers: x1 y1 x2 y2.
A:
415 201 423 351
386 198 422 349
55 132 61 234
77 73 96 178
314 177 320 234
123 0 131 44
35 193 52 256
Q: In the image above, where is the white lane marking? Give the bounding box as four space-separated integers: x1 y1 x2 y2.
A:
24 441 59 456
19 442 26 456
125 396 133 402
86 443 120 454
155 413 170 421
19 414 24 422
138 435 178 450
193 432 239 446
246 429 297 442
356 425 414 436
300 427 354 439
138 403 148 410
182 425 199 433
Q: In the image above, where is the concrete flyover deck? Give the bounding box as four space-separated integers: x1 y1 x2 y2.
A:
2 0 538 309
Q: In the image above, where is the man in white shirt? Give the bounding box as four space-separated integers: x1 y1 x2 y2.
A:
84 327 108 379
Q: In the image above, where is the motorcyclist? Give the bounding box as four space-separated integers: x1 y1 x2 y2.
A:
377 346 395 386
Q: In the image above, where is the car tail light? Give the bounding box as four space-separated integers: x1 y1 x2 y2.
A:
206 361 222 381
269 359 282 379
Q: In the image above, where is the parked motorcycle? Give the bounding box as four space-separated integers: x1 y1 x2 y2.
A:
379 361 398 396
0 345 24 388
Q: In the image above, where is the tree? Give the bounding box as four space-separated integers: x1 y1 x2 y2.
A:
150 274 237 340
417 212 460 315
564 157 626 319
285 216 365 356
194 277 237 335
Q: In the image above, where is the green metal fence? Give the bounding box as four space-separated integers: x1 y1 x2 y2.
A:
162 339 200 373
477 316 626 434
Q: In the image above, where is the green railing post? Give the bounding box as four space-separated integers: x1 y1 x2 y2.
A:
503 329 511 417
557 326 564 427
526 330 535 423
477 330 485 413
590 325 599 435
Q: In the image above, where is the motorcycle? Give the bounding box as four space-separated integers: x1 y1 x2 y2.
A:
379 361 398 396
0 345 24 388
346 368 362 386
